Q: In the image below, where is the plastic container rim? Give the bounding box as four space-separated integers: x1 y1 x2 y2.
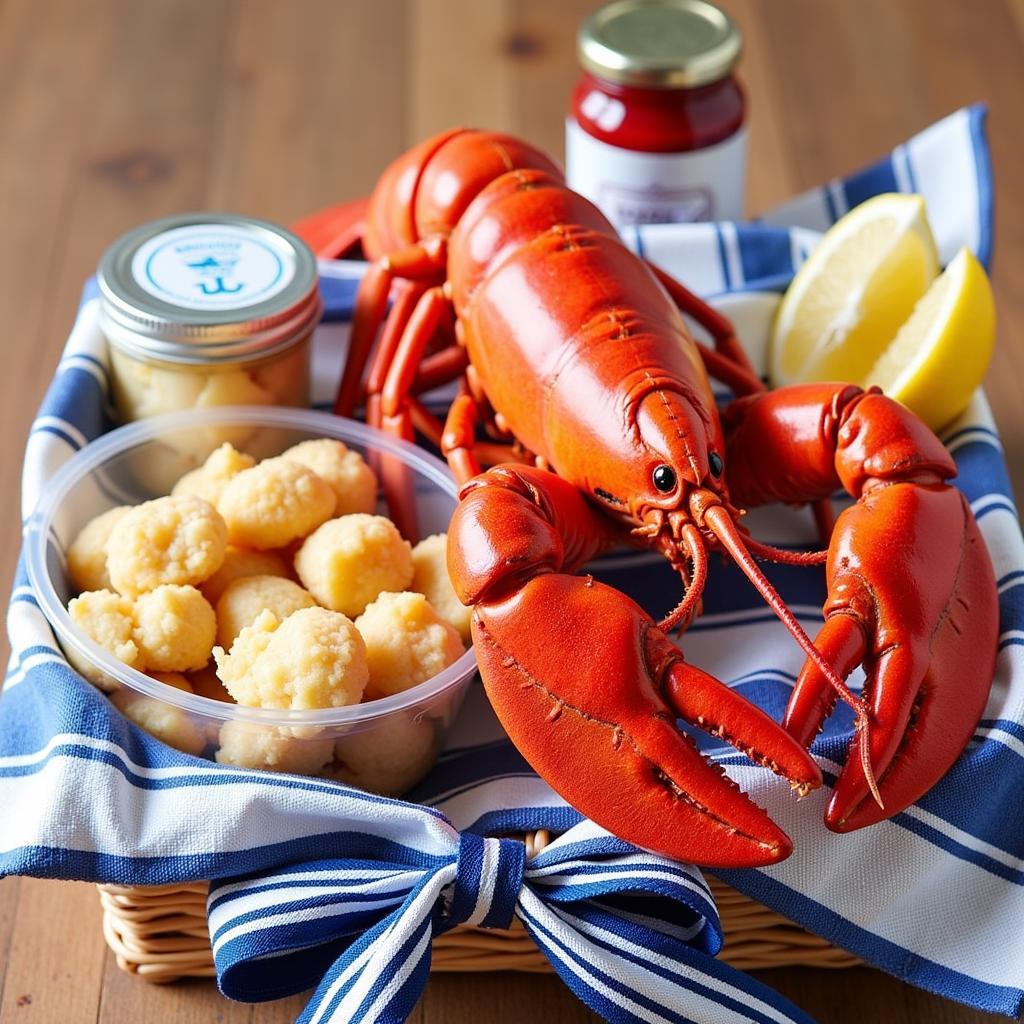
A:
24 405 478 728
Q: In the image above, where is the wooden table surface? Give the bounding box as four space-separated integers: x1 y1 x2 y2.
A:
0 1 1021 1022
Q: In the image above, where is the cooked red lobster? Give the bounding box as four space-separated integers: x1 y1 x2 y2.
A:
303 128 998 868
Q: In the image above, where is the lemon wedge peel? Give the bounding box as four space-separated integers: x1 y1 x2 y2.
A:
864 247 995 432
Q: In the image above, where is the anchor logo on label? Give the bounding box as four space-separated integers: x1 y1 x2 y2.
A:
187 255 244 297
197 276 244 295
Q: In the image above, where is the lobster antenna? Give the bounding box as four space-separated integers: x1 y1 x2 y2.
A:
658 524 708 633
703 505 883 810
740 535 829 566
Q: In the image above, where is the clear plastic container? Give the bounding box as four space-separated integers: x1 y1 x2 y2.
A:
24 406 477 796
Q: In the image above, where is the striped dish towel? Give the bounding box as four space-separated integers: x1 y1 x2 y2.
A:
3 104 1020 1023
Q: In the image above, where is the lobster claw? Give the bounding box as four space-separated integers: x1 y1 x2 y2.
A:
784 482 999 832
472 573 822 868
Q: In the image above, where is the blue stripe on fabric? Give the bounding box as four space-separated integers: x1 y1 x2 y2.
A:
968 104 994 269
557 903 817 1024
520 906 701 1024
28 423 84 451
841 157 900 211
714 871 1023 1018
735 226 795 292
714 224 732 290
824 185 839 222
632 224 645 258
1 836 446 888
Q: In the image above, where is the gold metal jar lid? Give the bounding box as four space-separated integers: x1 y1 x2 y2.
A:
578 0 742 89
98 213 321 366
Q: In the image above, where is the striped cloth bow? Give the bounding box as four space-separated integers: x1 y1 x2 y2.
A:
209 822 816 1024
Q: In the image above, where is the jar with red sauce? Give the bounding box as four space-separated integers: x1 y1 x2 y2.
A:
567 0 747 231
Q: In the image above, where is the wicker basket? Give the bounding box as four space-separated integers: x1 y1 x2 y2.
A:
97 830 858 982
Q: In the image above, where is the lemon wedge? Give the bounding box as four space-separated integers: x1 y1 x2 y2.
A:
769 194 940 386
863 247 994 430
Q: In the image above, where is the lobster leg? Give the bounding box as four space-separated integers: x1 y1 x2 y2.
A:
335 240 447 417
449 464 822 867
723 383 999 832
360 285 452 539
646 261 763 393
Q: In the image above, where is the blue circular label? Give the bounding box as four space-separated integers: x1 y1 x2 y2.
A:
130 224 296 311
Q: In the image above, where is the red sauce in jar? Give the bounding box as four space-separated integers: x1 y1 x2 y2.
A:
566 0 748 229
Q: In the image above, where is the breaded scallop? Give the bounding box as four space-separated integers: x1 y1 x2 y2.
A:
111 675 206 756
295 514 413 618
106 495 227 596
171 442 255 506
132 584 217 672
410 533 472 643
214 575 316 649
280 438 377 517
355 591 465 700
215 721 334 775
217 457 334 550
325 716 438 796
213 607 368 711
67 506 131 594
199 546 292 605
67 589 142 676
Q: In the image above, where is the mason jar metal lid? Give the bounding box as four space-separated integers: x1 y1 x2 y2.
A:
98 212 322 366
578 0 742 89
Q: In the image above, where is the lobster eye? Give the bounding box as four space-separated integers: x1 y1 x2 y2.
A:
652 465 676 493
709 451 724 477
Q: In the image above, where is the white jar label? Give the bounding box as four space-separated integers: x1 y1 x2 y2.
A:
565 117 747 231
130 224 297 311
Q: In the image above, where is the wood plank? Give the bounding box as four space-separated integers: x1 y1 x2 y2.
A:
0 880 107 1024
207 0 407 219
422 973 597 1024
408 0 517 143
504 0 593 161
34 0 235 357
900 0 1024 497
0 878 20 1007
1 3 1022 1024
96 942 252 1024
759 966 1006 1023
0 0 118 675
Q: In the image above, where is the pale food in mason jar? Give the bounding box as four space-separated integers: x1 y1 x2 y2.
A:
99 213 320 425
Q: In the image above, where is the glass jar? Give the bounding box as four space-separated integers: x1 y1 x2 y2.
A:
567 0 747 231
98 213 322 425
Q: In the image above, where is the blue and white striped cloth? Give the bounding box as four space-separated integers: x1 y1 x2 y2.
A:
4 104 1021 1022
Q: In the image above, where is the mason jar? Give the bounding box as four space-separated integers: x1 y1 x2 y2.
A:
97 213 322 425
